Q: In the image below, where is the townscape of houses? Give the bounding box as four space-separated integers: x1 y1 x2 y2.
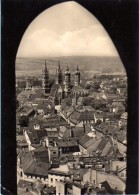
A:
16 61 127 195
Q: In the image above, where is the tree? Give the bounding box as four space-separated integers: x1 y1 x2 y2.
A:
18 116 29 127
82 97 93 106
85 84 91 90
95 119 102 126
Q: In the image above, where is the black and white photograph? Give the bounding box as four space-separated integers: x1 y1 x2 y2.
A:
1 0 138 195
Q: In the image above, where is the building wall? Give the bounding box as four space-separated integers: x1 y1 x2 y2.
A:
24 131 31 150
109 161 126 172
117 142 126 155
72 185 81 195
34 124 41 130
79 144 87 155
118 169 126 180
83 169 97 184
48 173 70 187
96 171 125 192
23 174 48 184
48 147 59 162
83 169 125 192
56 181 65 195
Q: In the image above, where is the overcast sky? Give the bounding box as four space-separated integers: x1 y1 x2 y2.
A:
17 1 119 58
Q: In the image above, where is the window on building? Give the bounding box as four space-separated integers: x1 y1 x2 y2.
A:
121 173 124 177
51 178 53 182
53 152 56 154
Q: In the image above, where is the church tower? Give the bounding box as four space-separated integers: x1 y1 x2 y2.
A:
55 61 62 84
64 66 71 96
74 66 80 86
25 76 33 90
42 60 49 93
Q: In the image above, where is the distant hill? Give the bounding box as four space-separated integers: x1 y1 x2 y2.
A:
16 56 126 77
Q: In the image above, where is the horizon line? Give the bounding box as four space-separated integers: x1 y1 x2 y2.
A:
16 54 119 59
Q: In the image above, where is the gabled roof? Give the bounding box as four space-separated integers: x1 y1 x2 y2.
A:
19 150 34 172
120 112 128 120
101 141 112 157
56 139 78 148
35 130 47 139
62 106 74 119
59 126 71 138
97 137 107 151
35 99 54 113
50 84 65 97
17 89 46 103
25 130 40 144
70 110 94 125
25 161 50 177
18 106 34 116
87 138 102 154
72 126 84 137
117 164 126 173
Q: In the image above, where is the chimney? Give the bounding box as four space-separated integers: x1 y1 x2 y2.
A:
70 128 74 138
83 123 85 134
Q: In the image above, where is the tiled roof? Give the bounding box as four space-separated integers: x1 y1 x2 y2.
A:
87 138 102 154
117 131 127 143
120 112 128 120
97 137 107 151
72 126 84 137
25 161 50 177
59 126 71 138
35 130 47 139
78 134 90 147
18 106 34 116
17 89 46 103
62 106 74 119
19 150 34 172
25 130 40 144
35 99 54 113
70 110 94 125
33 147 49 162
56 139 78 148
30 115 68 128
101 141 112 157
50 84 65 97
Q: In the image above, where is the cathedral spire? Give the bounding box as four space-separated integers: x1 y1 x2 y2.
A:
55 60 62 84
42 60 49 93
45 60 47 71
67 65 69 72
58 60 61 71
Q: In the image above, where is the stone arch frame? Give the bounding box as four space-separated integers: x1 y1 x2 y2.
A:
2 1 138 194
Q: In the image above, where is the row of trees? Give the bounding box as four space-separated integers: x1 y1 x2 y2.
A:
82 97 109 112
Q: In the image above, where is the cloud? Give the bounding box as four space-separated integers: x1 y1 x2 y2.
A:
17 2 118 57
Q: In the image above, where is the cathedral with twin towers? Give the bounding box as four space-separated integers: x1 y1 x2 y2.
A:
26 60 84 104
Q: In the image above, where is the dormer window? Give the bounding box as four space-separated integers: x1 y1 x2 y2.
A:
77 173 80 178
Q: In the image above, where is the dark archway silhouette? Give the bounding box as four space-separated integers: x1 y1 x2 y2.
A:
1 0 138 194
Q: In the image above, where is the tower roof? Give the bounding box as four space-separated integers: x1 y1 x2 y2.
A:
75 66 80 75
43 60 48 73
45 60 47 70
58 60 61 71
65 66 70 75
56 60 62 74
